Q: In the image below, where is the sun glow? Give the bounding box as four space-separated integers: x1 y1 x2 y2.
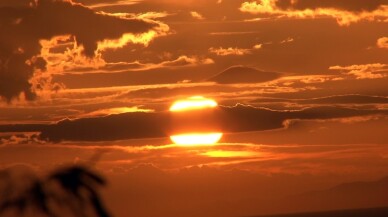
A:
169 96 222 146
170 133 223 146
169 96 218 112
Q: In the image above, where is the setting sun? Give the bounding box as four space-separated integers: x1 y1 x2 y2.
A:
169 96 218 112
169 96 222 146
170 132 223 146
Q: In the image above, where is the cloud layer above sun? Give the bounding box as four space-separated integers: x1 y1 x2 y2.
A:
0 0 168 101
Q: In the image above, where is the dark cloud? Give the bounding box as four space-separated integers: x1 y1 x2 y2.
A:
41 112 169 142
74 0 249 21
225 115 388 145
217 105 387 133
207 66 280 84
262 77 388 100
0 132 41 145
118 85 239 100
251 94 388 105
1 105 386 142
297 94 388 104
0 0 157 101
275 0 388 12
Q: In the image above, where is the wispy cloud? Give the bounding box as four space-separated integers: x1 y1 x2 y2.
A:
240 0 388 26
209 47 252 56
0 0 166 102
377 37 388 49
330 63 388 79
190 11 205 20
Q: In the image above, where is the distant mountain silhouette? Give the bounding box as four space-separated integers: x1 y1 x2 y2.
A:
255 207 388 217
277 176 388 214
207 66 280 84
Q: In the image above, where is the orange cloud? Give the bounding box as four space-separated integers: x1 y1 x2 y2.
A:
240 0 388 26
209 47 252 56
377 37 388 49
97 21 169 52
209 31 260 36
84 0 140 9
253 44 263 49
106 55 214 72
33 11 169 99
39 35 106 74
79 107 154 118
72 55 214 74
280 37 294 44
0 0 162 102
190 11 205 20
329 63 388 79
136 11 172 20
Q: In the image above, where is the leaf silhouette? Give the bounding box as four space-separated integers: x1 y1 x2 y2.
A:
0 165 110 217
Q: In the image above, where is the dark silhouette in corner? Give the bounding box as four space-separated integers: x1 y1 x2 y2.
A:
0 165 110 217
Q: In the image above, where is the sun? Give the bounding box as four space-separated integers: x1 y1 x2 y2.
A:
170 132 223 146
169 96 223 146
169 96 218 112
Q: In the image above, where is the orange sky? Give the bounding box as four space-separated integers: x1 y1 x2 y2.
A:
0 0 388 217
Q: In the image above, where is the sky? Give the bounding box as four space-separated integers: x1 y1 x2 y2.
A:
0 0 388 216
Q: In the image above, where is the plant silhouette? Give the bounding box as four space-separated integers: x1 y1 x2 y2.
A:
0 165 111 217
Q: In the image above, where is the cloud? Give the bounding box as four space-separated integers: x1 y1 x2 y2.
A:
190 11 205 20
78 0 140 9
1 104 386 142
40 112 171 142
251 94 388 106
59 55 214 75
280 37 294 44
116 84 239 101
0 0 165 102
297 94 388 105
329 63 388 79
0 133 42 145
253 44 263 49
208 41 289 56
159 55 214 67
77 106 154 118
225 115 388 145
275 0 386 12
240 0 388 26
209 47 252 56
377 37 388 49
209 31 260 36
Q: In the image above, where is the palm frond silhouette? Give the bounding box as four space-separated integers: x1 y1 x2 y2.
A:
0 165 111 217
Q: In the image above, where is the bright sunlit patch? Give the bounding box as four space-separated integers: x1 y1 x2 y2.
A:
81 107 154 118
170 133 223 146
169 96 217 112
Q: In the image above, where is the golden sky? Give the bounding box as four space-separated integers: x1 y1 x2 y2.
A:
0 0 388 216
